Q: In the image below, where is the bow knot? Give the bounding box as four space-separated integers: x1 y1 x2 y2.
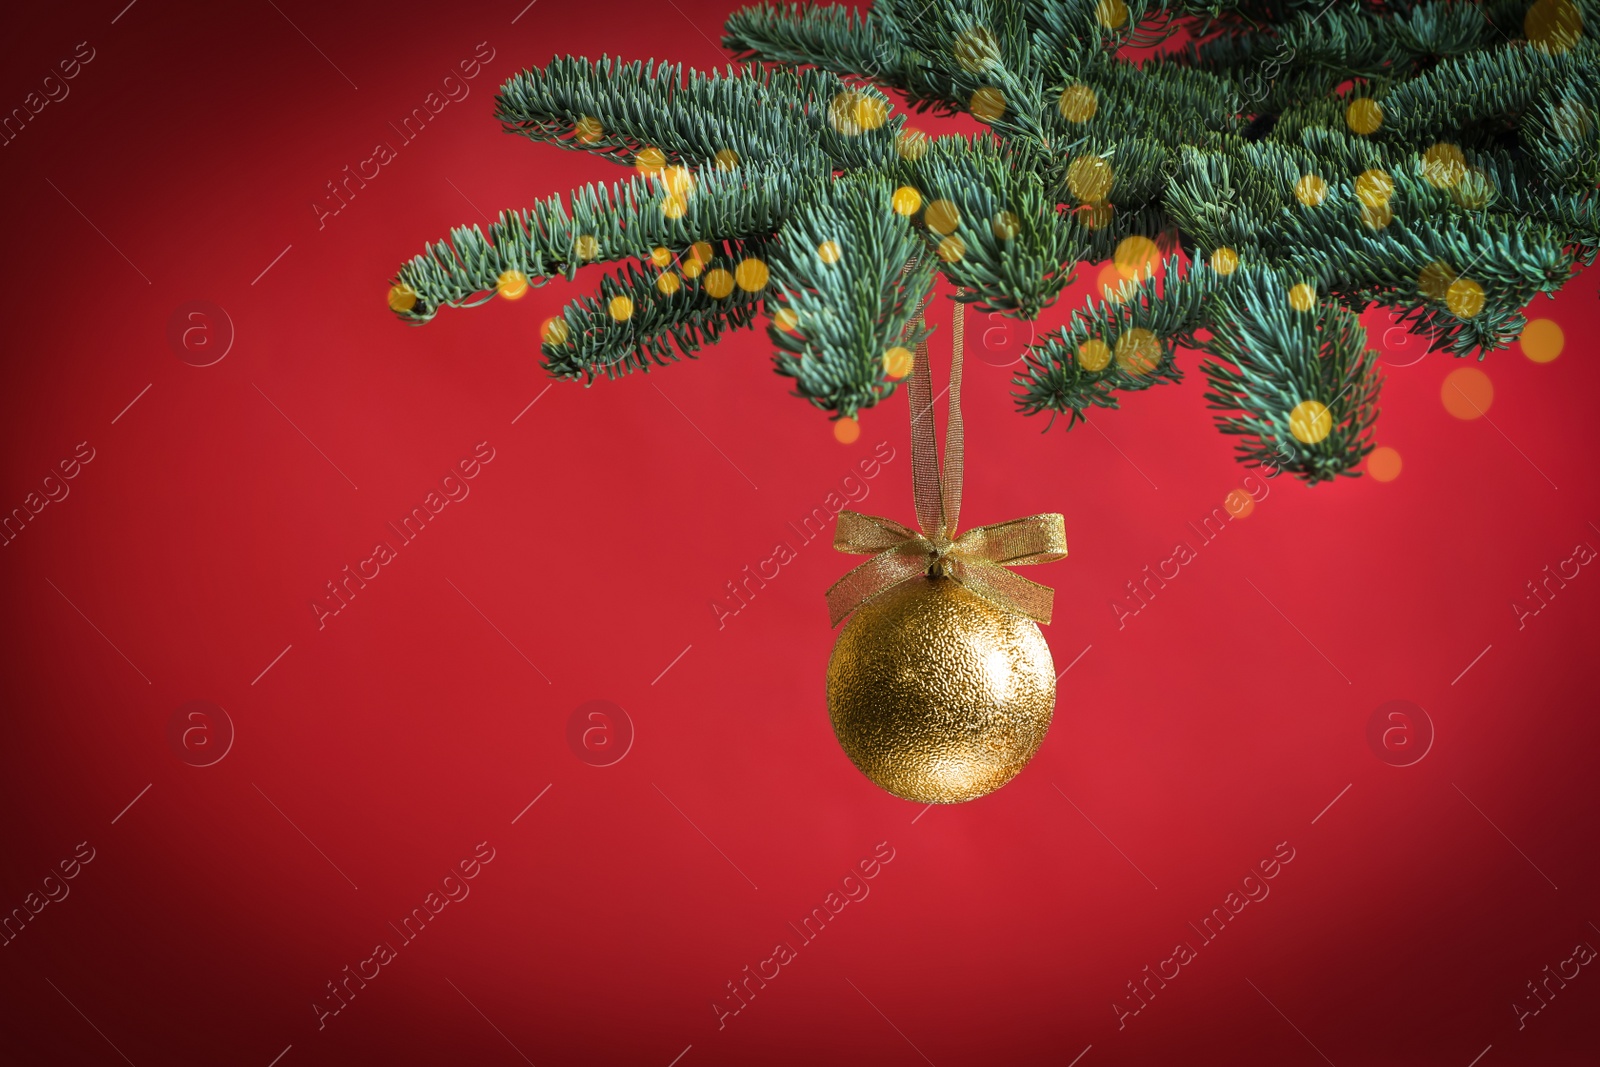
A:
825 280 1067 627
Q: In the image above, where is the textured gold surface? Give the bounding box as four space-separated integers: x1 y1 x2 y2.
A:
827 576 1056 804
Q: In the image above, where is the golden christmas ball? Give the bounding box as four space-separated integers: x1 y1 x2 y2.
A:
826 576 1056 804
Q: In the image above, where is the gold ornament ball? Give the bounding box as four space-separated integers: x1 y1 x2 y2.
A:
826 576 1056 804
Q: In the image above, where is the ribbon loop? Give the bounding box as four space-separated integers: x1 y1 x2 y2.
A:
827 275 1066 627
833 510 924 555
950 513 1068 567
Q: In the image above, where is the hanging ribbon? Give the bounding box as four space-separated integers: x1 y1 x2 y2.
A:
825 274 1068 628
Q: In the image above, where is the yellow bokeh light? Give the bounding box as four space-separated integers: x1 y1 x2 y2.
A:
937 235 966 262
992 210 1020 240
896 128 930 161
1289 283 1317 311
892 186 923 216
1097 262 1129 301
575 115 603 144
1295 173 1329 207
1418 261 1457 301
650 246 672 268
834 417 861 444
773 307 799 332
925 199 961 235
714 148 740 170
735 258 769 291
1360 200 1394 230
883 346 914 379
1059 84 1098 123
1346 98 1383 135
682 257 705 279
1115 328 1161 375
1095 0 1129 29
575 234 599 261
690 241 714 265
657 272 682 295
1114 235 1160 280
953 26 1001 73
970 86 1005 123
608 295 634 322
635 146 667 176
1355 168 1394 206
1288 399 1333 444
1520 317 1564 362
541 316 569 345
388 283 418 312
1446 277 1485 318
1067 154 1113 203
1224 488 1255 518
1422 143 1467 188
817 241 842 264
661 194 688 219
1450 167 1496 210
1077 338 1112 372
703 268 735 298
1526 0 1583 53
1210 247 1239 275
827 91 862 134
496 270 529 300
854 93 890 131
1441 366 1493 419
662 166 694 197
1367 446 1403 481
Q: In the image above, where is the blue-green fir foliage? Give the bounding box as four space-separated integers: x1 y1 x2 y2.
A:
389 0 1598 483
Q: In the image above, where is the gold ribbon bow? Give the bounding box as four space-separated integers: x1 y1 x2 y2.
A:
826 283 1067 628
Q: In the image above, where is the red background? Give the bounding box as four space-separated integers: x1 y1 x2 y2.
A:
2 2 1597 1065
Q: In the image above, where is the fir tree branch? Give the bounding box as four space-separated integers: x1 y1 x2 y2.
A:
765 174 939 418
898 136 1091 316
1200 266 1381 483
1014 255 1212 427
723 2 905 82
494 56 904 173
387 0 1598 483
541 239 775 381
1378 38 1597 144
391 164 806 323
